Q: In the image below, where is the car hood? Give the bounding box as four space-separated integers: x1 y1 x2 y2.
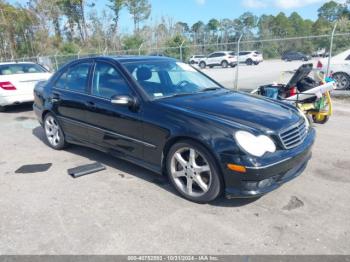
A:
158 90 301 132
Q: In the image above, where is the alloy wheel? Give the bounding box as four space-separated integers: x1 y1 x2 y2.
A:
45 115 61 147
333 73 350 90
170 147 212 198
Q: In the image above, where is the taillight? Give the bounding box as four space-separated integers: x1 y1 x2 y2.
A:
0 81 16 90
289 87 297 97
317 61 323 69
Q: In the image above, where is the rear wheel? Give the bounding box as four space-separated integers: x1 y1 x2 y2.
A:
246 59 253 65
44 113 67 150
333 72 350 90
199 61 206 69
221 60 228 68
166 141 222 203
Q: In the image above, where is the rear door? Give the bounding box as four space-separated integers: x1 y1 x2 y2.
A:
51 61 93 142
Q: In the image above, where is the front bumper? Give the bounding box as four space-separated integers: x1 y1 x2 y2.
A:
223 128 315 198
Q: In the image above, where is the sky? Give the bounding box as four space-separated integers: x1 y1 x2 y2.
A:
93 0 346 32
8 0 347 32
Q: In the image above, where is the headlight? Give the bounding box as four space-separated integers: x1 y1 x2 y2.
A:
234 131 276 157
297 108 310 130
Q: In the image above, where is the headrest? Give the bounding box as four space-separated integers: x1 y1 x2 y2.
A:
136 67 152 81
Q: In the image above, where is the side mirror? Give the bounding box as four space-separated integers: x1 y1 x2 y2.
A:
111 95 136 107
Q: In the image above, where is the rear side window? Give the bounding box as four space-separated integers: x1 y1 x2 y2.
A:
54 63 91 93
0 63 47 75
345 54 350 60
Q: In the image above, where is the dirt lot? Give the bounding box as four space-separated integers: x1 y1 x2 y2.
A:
0 100 349 254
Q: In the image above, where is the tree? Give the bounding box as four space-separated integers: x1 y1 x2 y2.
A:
318 1 347 22
191 20 204 43
126 0 151 34
108 0 124 35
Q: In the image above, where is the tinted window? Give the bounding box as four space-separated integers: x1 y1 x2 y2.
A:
208 53 218 58
55 63 91 93
92 62 130 99
0 63 47 75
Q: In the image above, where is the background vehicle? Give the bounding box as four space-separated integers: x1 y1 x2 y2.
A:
34 56 315 203
199 51 237 69
189 55 206 64
0 62 52 111
317 49 350 90
282 51 311 62
232 51 263 65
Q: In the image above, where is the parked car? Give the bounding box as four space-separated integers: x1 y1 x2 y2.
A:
198 51 237 69
0 62 52 111
34 56 315 203
317 49 350 90
232 50 264 65
188 55 206 64
282 51 311 62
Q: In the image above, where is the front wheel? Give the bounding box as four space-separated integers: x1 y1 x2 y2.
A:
199 61 206 69
44 113 67 150
221 60 228 68
333 72 350 90
166 141 222 203
246 59 253 65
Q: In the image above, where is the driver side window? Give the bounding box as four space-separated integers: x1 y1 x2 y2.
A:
92 62 131 99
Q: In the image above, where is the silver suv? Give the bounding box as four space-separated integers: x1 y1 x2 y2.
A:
199 51 237 69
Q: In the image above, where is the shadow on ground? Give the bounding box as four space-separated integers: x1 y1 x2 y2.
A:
32 126 259 207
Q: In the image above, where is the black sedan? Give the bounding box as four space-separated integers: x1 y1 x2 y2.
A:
282 51 311 62
33 56 315 203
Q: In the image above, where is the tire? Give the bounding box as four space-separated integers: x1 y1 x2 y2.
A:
43 113 67 150
312 114 329 124
199 61 206 69
221 60 228 68
190 60 195 65
246 59 253 65
166 140 223 203
332 72 350 90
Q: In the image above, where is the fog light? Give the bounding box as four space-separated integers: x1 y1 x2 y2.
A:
258 178 274 188
243 181 257 190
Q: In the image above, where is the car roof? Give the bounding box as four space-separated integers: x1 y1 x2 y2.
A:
109 55 176 63
0 61 37 65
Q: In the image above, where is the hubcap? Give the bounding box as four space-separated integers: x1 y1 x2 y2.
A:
45 116 61 147
334 74 349 90
170 147 212 197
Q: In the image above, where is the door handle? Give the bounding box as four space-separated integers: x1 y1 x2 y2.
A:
85 101 96 110
51 93 60 103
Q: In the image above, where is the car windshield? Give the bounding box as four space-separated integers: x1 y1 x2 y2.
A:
0 63 47 75
123 60 222 99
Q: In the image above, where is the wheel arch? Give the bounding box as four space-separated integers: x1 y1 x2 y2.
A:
161 135 225 184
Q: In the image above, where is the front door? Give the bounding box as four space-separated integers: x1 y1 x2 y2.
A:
84 60 144 160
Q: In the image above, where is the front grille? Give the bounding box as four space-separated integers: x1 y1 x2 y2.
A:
279 120 308 149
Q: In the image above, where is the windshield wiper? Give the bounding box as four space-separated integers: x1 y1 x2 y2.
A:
201 87 221 92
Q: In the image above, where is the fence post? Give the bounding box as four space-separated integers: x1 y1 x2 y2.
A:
103 47 108 56
77 49 82 59
138 42 144 56
54 51 59 71
234 34 243 91
326 22 337 77
179 40 185 61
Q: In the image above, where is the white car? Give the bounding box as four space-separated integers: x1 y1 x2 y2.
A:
317 49 350 90
188 55 206 64
0 62 52 111
199 51 237 69
233 51 263 65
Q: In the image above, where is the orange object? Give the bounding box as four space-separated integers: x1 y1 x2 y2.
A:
227 164 247 173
